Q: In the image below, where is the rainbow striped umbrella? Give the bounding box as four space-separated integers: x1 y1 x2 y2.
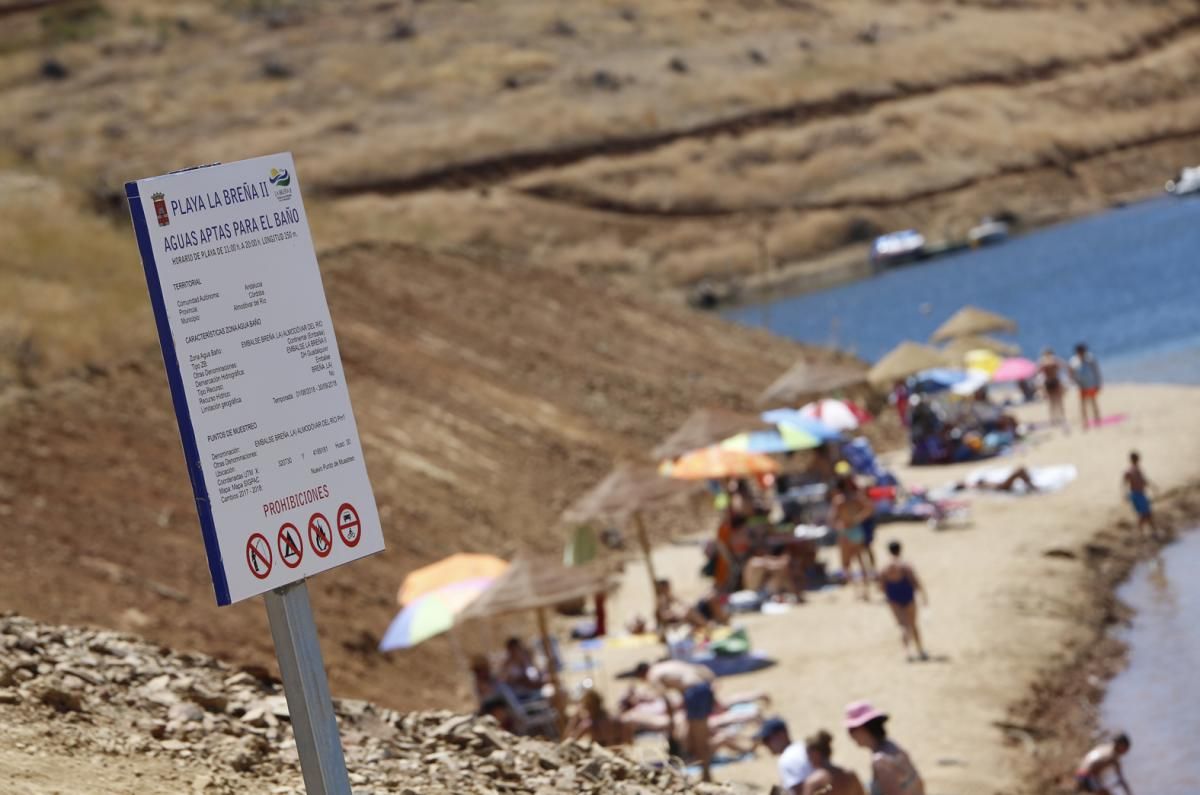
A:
658 446 779 480
379 577 495 651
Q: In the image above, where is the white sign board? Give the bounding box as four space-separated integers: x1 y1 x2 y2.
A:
126 153 384 605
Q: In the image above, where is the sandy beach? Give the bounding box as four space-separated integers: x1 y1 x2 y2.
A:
589 383 1200 793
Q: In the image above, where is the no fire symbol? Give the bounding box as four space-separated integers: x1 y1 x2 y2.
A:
336 502 361 548
277 523 304 569
246 533 272 580
308 512 333 558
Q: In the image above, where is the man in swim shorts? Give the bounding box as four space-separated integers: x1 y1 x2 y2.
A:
1123 452 1157 538
637 660 717 781
1074 733 1133 794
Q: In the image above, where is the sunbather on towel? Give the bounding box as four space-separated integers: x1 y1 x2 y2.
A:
953 466 1037 493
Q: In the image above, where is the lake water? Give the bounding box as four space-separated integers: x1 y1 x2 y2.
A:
725 197 1200 384
1099 531 1200 794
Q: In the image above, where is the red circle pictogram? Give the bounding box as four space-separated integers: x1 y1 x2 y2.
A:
308 512 333 558
277 522 304 569
246 533 273 579
336 502 361 547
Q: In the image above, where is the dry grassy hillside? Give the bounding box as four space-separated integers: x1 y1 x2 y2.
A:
2 0 1199 310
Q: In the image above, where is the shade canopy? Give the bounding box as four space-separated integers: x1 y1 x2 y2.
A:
757 356 870 406
940 334 1020 361
930 306 1017 343
651 408 770 461
396 553 509 606
867 342 949 386
380 578 496 650
460 557 609 621
560 464 696 525
658 446 779 480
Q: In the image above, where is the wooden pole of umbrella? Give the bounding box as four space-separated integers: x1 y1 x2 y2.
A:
535 606 566 731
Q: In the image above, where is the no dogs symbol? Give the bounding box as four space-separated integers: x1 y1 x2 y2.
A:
246 533 272 579
277 523 304 569
336 502 361 547
308 512 333 558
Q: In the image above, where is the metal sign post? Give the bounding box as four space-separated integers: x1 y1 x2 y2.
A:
265 579 351 795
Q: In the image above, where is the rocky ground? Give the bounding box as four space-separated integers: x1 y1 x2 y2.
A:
0 613 739 794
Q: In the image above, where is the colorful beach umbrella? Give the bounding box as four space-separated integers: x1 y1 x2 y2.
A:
760 409 842 441
963 349 1002 375
950 369 992 396
991 357 1038 383
911 368 968 394
798 399 871 432
658 447 779 480
379 578 495 650
719 427 820 455
396 553 509 606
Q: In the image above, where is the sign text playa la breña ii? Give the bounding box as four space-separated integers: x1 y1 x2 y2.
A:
125 153 384 605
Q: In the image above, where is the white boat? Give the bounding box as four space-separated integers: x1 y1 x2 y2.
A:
1165 166 1200 196
870 229 926 268
967 217 1009 246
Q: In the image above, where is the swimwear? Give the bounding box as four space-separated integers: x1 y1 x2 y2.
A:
862 516 877 546
1081 386 1100 399
682 682 715 721
883 574 916 607
1075 772 1100 792
842 525 867 546
1130 491 1152 517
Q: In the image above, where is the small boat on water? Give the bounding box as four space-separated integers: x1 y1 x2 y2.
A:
1165 166 1200 196
967 217 1009 247
870 229 926 269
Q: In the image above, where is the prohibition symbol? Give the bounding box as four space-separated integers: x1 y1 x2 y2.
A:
336 502 361 547
277 523 304 569
308 512 333 558
246 533 272 579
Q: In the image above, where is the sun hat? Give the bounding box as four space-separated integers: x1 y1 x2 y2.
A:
844 700 888 729
756 717 789 741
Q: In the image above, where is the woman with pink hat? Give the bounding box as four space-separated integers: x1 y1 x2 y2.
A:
844 701 925 795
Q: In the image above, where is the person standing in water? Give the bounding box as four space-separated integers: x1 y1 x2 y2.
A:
1122 452 1158 538
1039 347 1068 430
879 541 929 661
1074 733 1133 794
845 702 925 795
1069 343 1103 430
802 729 866 795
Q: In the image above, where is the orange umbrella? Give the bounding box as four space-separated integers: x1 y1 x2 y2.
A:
658 446 779 481
396 553 509 606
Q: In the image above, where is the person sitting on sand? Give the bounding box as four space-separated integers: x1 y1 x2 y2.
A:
1075 733 1133 794
802 729 866 795
845 701 925 795
567 689 634 747
830 475 876 601
759 718 812 794
953 466 1038 493
1069 343 1103 430
654 579 691 630
636 660 718 781
879 541 929 662
1123 452 1158 538
469 654 500 705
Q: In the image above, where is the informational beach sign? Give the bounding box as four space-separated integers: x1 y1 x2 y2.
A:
126 153 384 605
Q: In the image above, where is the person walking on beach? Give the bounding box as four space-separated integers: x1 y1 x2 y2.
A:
1123 452 1158 538
1069 343 1103 430
830 475 876 601
1039 347 1068 430
801 729 866 795
845 701 925 795
1074 733 1133 794
636 660 717 781
758 718 813 794
879 541 929 661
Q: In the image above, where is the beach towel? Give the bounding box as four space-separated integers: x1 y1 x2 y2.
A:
1088 413 1129 429
688 650 775 678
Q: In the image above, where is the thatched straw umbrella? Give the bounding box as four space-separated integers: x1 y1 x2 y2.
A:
929 305 1017 343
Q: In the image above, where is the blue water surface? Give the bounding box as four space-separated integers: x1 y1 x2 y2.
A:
725 198 1200 383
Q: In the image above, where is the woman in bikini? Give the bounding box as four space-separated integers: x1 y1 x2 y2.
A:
830 475 876 601
878 541 928 661
1039 347 1067 430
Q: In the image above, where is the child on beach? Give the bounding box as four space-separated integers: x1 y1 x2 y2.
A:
879 541 929 661
1122 452 1158 538
1074 733 1133 794
1069 343 1103 430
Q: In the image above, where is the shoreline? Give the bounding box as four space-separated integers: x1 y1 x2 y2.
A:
1008 484 1200 794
